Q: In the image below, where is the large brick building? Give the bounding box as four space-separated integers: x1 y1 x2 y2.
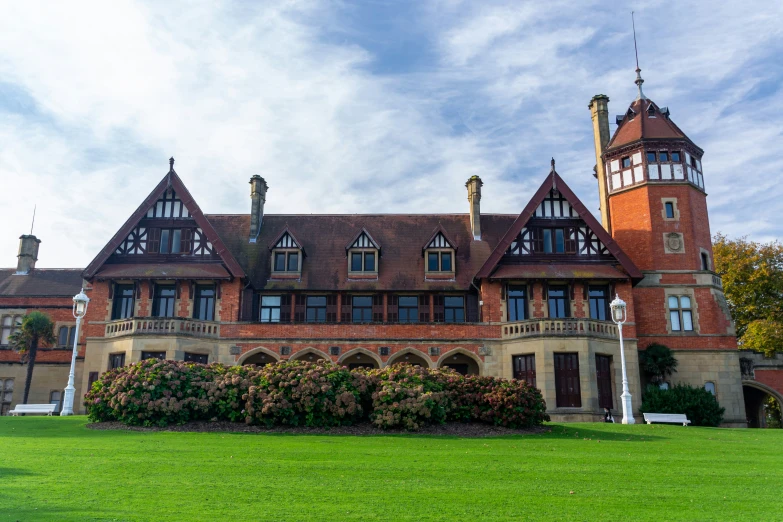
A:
2 76 778 426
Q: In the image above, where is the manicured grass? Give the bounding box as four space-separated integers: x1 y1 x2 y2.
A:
0 418 781 521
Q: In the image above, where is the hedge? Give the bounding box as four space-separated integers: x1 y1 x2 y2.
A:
84 359 549 430
640 384 725 427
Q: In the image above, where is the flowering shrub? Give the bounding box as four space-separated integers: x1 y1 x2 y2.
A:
85 360 549 430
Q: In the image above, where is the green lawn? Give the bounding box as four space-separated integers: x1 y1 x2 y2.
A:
0 418 781 521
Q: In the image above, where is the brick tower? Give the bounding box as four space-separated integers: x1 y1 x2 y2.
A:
589 66 746 426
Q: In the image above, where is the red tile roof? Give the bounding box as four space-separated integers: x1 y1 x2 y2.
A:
606 98 698 152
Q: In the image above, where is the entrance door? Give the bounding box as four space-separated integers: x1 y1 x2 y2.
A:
554 353 581 407
512 354 536 388
595 355 613 409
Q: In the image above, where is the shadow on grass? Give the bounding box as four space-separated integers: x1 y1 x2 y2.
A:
0 467 37 477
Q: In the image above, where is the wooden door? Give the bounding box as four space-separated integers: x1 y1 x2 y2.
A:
595 354 614 410
554 353 581 407
512 354 537 388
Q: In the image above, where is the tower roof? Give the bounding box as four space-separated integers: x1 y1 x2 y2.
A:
605 98 700 153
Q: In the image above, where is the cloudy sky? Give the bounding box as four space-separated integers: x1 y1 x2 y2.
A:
1 0 780 268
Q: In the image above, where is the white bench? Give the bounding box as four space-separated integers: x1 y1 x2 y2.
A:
643 413 691 426
9 404 57 416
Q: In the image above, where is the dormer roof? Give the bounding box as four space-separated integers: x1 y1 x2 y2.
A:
268 226 305 255
346 228 381 252
422 225 457 253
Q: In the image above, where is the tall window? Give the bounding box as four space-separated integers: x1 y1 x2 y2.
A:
57 326 76 348
512 354 536 387
665 202 675 219
306 296 327 322
1 315 22 346
351 252 375 272
444 296 465 323
669 296 694 331
0 379 13 416
548 287 569 318
193 285 215 321
508 286 528 321
274 252 299 272
588 286 609 321
260 296 282 322
112 284 135 320
398 296 418 323
554 353 581 408
152 285 176 317
352 296 373 322
701 252 710 271
108 353 126 370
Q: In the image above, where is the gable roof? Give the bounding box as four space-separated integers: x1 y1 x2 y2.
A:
606 98 701 153
346 228 381 251
0 269 83 297
422 225 457 252
268 226 305 254
475 165 643 280
82 164 245 280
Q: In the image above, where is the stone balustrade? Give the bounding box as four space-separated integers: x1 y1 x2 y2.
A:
104 317 220 339
502 318 618 340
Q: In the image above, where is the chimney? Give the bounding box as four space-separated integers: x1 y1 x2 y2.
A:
249 175 268 243
589 94 612 233
465 176 483 240
16 234 41 274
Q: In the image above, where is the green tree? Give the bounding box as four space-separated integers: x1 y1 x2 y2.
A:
9 311 56 404
713 234 783 354
639 343 678 385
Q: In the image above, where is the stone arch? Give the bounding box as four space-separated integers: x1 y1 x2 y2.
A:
436 348 482 376
338 348 382 369
289 347 329 362
742 380 783 428
386 348 433 369
237 346 280 366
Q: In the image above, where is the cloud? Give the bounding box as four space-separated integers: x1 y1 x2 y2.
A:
0 0 780 267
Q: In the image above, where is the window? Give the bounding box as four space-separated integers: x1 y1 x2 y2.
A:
701 252 710 271
588 286 609 321
659 151 669 162
49 390 62 413
160 229 170 254
512 354 536 387
57 326 76 348
152 285 176 317
193 285 215 321
622 156 631 168
427 251 453 272
398 296 418 323
595 355 613 409
141 351 166 360
704 382 716 395
508 286 528 321
306 296 327 322
444 296 465 323
1 315 22 346
554 353 581 408
260 296 282 323
665 202 675 219
671 151 681 162
108 353 126 370
350 252 375 272
690 156 697 168
548 287 570 318
534 228 577 255
669 295 694 332
273 251 299 272
352 296 373 323
0 379 13 416
184 353 209 364
112 284 135 320
646 151 656 163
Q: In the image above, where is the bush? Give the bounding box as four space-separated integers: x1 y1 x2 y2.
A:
640 384 725 427
85 360 550 431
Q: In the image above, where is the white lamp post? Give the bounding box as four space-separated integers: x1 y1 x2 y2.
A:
610 294 635 425
61 288 90 416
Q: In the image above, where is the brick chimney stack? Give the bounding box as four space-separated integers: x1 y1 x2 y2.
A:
16 234 40 274
465 175 483 240
249 175 268 243
589 94 611 233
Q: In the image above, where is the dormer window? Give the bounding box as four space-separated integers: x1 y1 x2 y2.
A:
424 230 456 277
270 230 303 276
647 104 656 117
347 230 380 276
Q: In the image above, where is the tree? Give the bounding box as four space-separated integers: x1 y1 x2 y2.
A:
713 234 783 354
639 343 678 385
8 311 56 405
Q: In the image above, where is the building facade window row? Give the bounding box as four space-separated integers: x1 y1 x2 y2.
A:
110 282 218 321
505 284 612 322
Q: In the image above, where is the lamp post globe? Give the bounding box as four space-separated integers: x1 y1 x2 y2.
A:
61 289 90 416
610 294 635 425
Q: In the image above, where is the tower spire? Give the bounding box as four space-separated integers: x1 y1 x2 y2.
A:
632 11 646 101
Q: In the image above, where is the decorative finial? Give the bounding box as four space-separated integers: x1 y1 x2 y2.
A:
551 157 557 191
169 157 175 171
550 157 556 171
632 12 646 101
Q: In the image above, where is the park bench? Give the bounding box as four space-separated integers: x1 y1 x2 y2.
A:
643 413 691 426
9 404 57 416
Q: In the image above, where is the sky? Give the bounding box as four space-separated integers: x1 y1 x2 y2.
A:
0 0 781 268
